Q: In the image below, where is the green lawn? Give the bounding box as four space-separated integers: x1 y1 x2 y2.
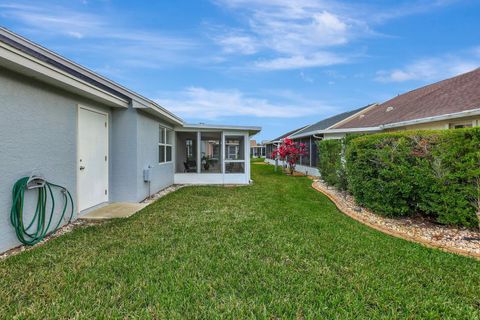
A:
1 163 479 319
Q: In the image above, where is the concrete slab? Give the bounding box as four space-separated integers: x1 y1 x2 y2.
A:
80 202 147 220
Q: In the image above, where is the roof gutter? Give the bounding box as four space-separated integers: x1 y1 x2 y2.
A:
178 123 262 135
291 126 381 138
381 108 480 129
132 100 183 126
264 140 280 145
289 131 318 139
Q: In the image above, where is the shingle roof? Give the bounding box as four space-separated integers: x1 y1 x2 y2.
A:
335 68 480 129
267 125 310 143
290 104 374 137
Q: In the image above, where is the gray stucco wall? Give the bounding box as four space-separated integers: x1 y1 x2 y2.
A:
0 68 113 253
110 107 138 203
0 67 178 253
136 111 175 202
109 109 175 203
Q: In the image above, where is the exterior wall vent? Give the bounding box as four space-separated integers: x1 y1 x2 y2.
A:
386 106 394 112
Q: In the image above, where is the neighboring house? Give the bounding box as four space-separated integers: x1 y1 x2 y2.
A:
250 140 266 158
263 106 375 176
331 68 480 133
265 68 480 177
264 125 309 159
0 28 260 253
288 104 376 176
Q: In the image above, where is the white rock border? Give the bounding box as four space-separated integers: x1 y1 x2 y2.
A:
312 179 480 259
141 184 184 205
0 219 103 260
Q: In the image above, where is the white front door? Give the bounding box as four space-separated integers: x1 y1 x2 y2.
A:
78 106 109 212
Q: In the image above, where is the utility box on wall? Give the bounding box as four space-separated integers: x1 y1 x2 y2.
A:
143 167 151 182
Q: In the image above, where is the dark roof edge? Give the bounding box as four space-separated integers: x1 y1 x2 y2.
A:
290 103 377 138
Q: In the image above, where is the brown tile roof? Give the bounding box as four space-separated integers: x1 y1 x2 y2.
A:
334 68 480 129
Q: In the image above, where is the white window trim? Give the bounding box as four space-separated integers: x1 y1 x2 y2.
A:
159 126 173 165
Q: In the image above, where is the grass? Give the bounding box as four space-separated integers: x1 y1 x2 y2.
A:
1 162 479 319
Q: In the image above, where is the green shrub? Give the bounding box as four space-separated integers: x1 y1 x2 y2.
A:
317 139 347 191
345 128 480 227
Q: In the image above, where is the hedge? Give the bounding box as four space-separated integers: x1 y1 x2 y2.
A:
316 139 347 191
316 134 362 191
318 128 480 228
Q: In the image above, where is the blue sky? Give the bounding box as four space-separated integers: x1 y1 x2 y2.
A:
1 0 479 141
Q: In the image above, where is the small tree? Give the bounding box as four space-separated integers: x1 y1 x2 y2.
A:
272 138 307 174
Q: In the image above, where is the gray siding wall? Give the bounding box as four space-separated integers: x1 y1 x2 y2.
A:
0 68 113 253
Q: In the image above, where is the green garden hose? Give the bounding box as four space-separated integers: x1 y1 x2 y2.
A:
10 177 74 246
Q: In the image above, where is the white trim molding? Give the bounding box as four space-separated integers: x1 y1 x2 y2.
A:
179 124 261 136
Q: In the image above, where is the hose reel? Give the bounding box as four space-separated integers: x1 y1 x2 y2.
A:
10 173 75 246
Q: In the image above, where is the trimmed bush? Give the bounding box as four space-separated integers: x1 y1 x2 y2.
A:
345 128 480 227
317 139 347 191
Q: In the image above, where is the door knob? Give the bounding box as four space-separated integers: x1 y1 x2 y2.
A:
80 166 86 170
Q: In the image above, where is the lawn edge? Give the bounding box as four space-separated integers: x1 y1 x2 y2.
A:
311 181 480 260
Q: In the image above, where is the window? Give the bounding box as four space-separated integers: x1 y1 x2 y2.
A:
225 135 245 173
159 126 173 164
450 122 473 129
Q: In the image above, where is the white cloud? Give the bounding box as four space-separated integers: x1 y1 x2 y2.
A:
0 3 197 69
211 0 463 71
375 50 480 82
210 0 373 69
299 71 314 83
0 3 106 38
254 52 347 70
1 0 465 74
215 33 259 55
156 87 334 119
368 0 462 23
